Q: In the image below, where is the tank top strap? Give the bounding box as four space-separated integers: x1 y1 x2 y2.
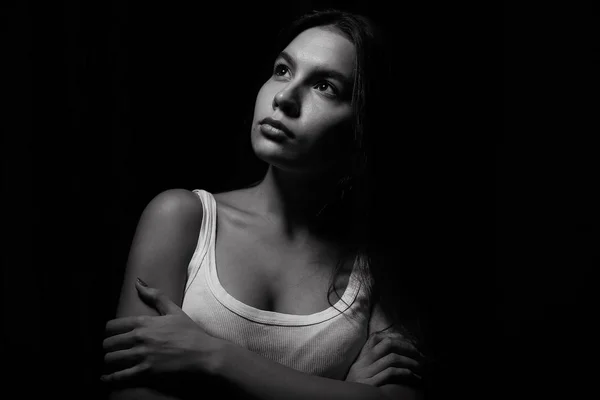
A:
184 189 217 293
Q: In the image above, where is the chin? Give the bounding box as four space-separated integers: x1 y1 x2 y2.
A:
250 126 340 175
254 151 295 172
258 153 333 177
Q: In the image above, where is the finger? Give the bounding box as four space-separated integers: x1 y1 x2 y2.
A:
372 335 425 362
105 316 148 337
364 352 423 379
365 367 422 387
135 279 184 316
104 348 144 371
359 330 400 359
356 331 411 366
100 362 150 384
103 330 138 353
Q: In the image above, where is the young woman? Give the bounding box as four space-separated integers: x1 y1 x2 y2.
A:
102 9 426 400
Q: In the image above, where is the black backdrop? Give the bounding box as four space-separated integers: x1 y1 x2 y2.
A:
2 1 595 399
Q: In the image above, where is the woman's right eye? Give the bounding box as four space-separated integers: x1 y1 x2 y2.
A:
273 63 290 77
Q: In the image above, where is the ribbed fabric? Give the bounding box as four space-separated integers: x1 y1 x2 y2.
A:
181 189 372 379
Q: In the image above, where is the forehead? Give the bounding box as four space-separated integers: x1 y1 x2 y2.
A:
284 27 355 77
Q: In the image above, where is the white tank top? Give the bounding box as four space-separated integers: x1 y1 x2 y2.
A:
181 189 373 380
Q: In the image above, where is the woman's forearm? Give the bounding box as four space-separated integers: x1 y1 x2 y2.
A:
212 341 405 400
106 372 236 400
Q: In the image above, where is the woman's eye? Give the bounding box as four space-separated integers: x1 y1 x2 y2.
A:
273 64 290 77
315 81 338 97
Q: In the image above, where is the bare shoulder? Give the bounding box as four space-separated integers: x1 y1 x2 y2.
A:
143 188 203 223
134 188 205 257
114 189 204 317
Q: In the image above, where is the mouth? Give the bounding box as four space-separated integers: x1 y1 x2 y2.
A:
258 117 295 138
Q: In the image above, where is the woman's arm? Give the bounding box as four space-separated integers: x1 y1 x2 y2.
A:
106 189 203 400
350 302 425 399
103 281 420 399
204 270 421 400
210 302 423 400
211 341 420 400
214 302 422 400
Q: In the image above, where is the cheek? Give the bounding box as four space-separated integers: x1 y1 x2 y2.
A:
306 107 353 146
254 82 275 115
298 115 352 167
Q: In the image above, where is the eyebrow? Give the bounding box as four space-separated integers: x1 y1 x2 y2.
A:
277 51 354 88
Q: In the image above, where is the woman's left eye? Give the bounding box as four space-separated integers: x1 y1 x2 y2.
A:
314 81 338 97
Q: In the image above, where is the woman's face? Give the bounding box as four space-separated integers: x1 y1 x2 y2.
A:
251 26 356 175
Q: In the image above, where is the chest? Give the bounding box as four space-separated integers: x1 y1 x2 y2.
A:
213 207 354 315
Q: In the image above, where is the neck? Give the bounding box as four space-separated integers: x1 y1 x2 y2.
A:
247 165 343 237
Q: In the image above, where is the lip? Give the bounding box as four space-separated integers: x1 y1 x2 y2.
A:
259 117 294 138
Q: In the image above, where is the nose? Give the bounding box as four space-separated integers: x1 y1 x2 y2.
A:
272 86 300 118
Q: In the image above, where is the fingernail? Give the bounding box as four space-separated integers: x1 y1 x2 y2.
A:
136 277 148 287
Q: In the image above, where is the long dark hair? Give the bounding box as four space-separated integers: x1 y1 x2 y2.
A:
237 9 425 350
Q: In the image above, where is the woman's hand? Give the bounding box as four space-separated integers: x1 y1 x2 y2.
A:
102 278 219 387
345 329 425 387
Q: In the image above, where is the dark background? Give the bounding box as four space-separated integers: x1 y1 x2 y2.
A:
2 1 595 398
500 3 595 399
